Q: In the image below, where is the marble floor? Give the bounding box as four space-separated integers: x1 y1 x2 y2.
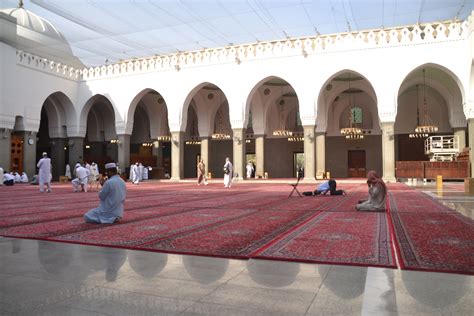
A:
0 182 473 315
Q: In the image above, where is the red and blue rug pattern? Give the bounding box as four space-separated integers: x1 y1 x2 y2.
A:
389 192 474 275
255 211 395 268
0 182 472 274
141 209 318 258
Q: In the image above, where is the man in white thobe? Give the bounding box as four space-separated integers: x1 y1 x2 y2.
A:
37 152 52 193
65 164 71 180
131 162 140 184
84 163 126 224
223 157 233 188
13 172 21 183
72 164 90 192
0 167 4 185
138 163 144 181
20 172 28 183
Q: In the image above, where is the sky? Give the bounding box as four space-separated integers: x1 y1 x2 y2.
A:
1 0 473 66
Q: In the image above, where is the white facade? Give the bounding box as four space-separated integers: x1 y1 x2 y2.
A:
1 10 473 181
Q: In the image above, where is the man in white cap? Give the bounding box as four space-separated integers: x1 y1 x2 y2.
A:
37 152 52 193
84 162 126 224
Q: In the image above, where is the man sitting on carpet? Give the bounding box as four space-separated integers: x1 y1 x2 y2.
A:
356 170 386 212
303 179 346 196
84 162 126 224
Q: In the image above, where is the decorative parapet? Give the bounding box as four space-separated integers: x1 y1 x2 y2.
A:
16 51 82 80
81 20 470 80
16 19 470 81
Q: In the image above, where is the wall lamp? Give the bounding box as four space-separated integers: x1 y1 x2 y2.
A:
233 136 242 145
306 134 314 142
172 136 179 145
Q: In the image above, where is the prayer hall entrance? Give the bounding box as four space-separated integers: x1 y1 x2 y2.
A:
348 150 366 178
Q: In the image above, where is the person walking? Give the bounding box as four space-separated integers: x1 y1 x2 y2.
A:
37 152 52 193
223 157 233 188
197 159 208 185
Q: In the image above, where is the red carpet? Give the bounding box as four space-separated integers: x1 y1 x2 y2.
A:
140 209 318 258
52 208 256 247
255 211 395 268
0 181 472 274
389 192 474 275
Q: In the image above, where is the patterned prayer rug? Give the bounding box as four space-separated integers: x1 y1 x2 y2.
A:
389 192 474 275
254 211 395 268
51 208 256 247
141 209 318 258
389 191 456 213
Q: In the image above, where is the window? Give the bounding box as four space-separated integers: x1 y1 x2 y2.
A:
351 106 363 124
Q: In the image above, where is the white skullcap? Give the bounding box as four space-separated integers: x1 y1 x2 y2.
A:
105 162 117 170
42 152 47 156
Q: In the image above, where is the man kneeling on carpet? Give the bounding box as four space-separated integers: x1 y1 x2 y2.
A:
303 179 346 196
84 162 126 224
356 170 386 212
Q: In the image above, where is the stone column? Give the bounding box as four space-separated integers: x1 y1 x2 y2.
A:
468 119 474 177
315 132 326 176
68 137 84 167
200 137 210 175
232 128 245 180
381 122 396 182
255 135 265 178
453 127 466 150
117 134 130 173
0 129 11 171
50 137 66 180
22 131 37 178
171 131 184 180
303 125 316 181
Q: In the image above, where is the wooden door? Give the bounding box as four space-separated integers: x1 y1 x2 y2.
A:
10 135 24 173
348 150 366 178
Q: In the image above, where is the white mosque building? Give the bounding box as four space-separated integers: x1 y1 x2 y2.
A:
1 2 473 182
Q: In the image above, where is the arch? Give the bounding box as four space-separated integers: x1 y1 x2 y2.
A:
244 76 300 132
316 69 378 132
126 88 169 136
79 94 120 140
396 63 466 128
182 82 228 137
36 92 76 137
80 94 117 141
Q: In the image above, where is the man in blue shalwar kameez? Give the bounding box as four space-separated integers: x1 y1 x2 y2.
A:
84 162 126 224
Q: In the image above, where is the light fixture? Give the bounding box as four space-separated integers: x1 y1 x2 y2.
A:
110 139 121 144
340 73 364 140
85 145 91 149
157 135 171 142
212 94 231 140
273 84 293 137
142 142 153 147
288 132 304 142
233 136 242 145
409 69 438 138
185 139 201 145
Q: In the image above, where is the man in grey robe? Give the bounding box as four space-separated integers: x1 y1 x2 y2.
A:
84 162 126 224
37 152 52 193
